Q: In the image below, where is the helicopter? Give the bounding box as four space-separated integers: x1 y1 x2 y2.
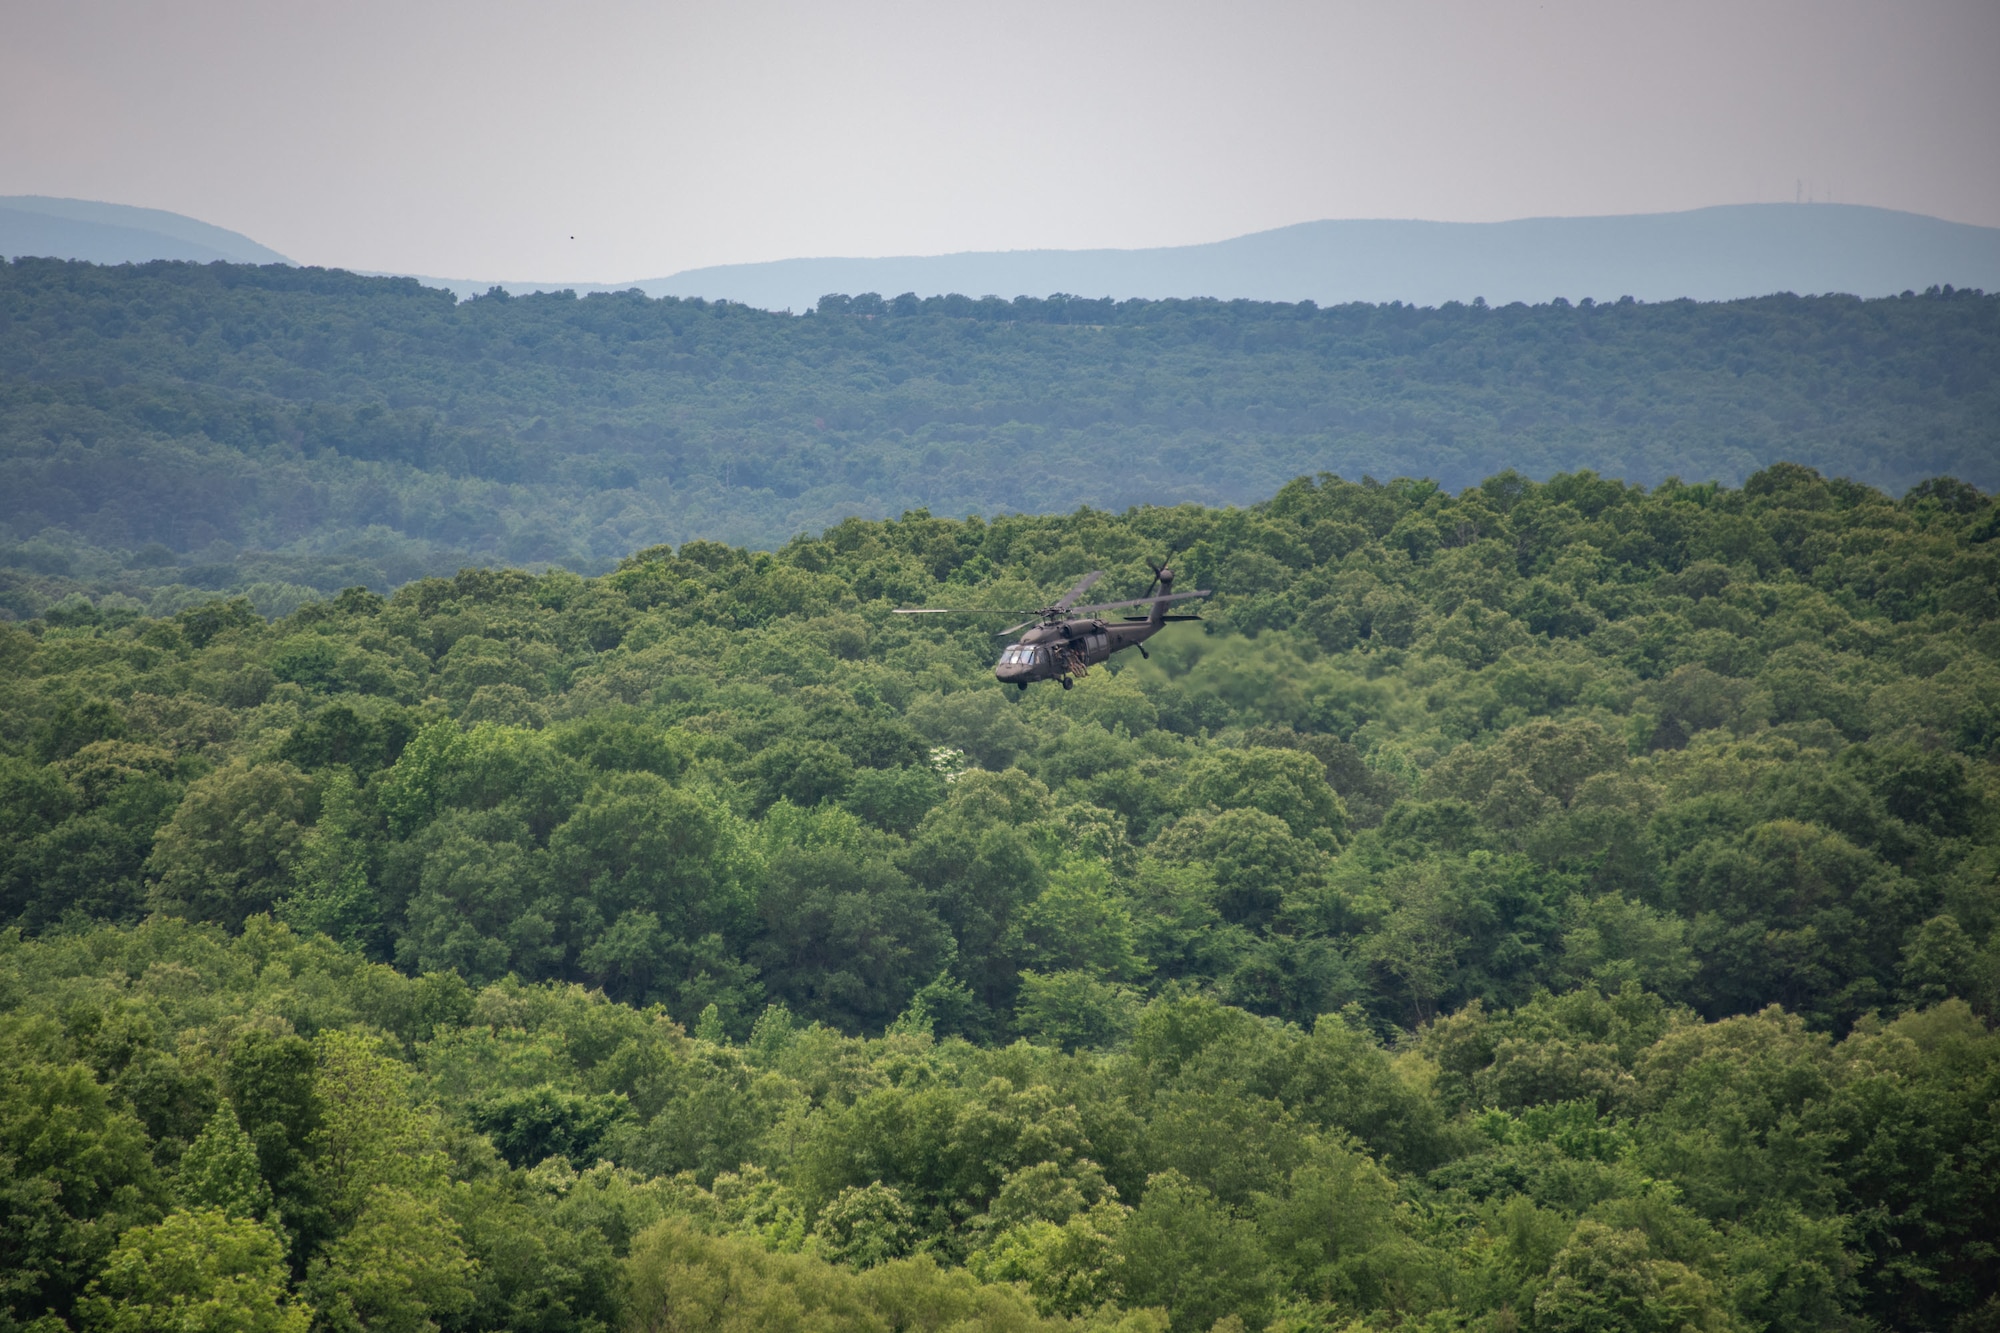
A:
893 562 1211 689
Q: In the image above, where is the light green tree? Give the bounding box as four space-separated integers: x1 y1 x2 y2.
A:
812 1182 917 1270
1180 747 1347 844
79 1207 309 1333
0 1053 164 1326
310 1033 448 1227
277 770 375 947
693 1003 729 1044
145 760 314 929
1113 1171 1276 1333
1016 970 1143 1052
1014 859 1148 981
971 1200 1130 1318
178 1103 275 1222
1252 1142 1433 1314
374 721 467 838
1531 1220 1731 1333
305 1188 475 1333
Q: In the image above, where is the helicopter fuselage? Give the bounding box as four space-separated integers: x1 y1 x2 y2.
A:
895 564 1205 690
994 613 1174 688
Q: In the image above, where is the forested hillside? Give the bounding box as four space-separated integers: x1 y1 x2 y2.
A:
2 256 1997 620
4 465 1998 1332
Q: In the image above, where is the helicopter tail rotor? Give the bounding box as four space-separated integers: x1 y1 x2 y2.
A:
1140 540 1191 600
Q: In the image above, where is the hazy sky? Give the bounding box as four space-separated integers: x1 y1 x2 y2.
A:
3 0 1996 281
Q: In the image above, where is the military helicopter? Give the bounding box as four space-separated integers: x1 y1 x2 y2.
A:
894 562 1211 689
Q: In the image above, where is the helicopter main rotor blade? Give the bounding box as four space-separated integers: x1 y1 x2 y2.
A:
1053 571 1105 610
995 619 1041 636
1064 589 1212 616
891 608 1039 616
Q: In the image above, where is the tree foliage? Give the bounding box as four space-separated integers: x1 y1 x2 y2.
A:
0 464 1997 1330
2 258 1996 615
79 1207 309 1333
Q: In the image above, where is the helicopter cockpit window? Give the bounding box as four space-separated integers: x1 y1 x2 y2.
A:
999 646 1037 666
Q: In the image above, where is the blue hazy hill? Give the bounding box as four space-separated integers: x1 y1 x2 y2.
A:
6 197 1994 310
0 195 292 266
615 204 2000 311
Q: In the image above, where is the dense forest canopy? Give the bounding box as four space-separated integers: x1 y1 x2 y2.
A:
1 256 1996 619
3 464 1998 1332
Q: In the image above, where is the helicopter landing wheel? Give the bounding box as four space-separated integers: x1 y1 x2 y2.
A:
1061 677 1073 690
1016 681 1027 691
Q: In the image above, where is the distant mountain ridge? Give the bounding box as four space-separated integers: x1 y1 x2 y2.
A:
5 196 1997 309
442 203 2000 310
0 195 292 266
